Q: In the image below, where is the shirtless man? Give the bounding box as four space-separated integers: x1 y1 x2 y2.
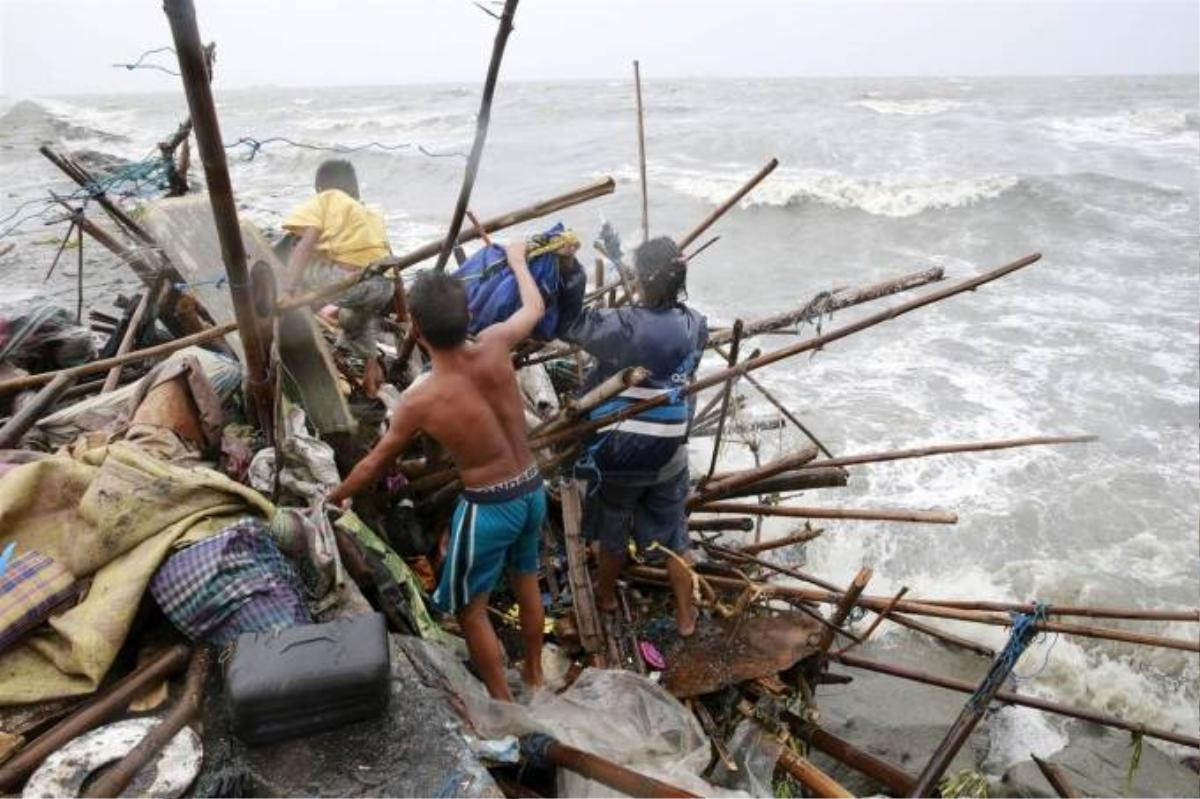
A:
328 241 546 701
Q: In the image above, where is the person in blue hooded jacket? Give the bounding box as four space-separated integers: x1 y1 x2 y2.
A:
559 236 707 637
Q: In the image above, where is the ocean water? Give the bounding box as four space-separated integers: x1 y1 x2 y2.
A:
1 75 1197 757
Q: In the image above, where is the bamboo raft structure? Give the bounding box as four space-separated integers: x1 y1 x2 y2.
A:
0 1 1196 797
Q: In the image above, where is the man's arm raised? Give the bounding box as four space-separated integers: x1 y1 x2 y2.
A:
481 240 545 350
328 395 420 506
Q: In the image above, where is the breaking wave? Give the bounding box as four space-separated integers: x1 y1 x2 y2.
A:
1042 108 1199 149
846 98 965 116
666 168 1019 218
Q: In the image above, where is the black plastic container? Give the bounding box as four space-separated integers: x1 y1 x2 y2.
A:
224 612 391 745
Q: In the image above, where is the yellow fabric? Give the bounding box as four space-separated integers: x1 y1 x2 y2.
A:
0 440 274 704
282 189 390 268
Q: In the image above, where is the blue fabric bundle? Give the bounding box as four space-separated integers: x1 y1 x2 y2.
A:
454 222 578 340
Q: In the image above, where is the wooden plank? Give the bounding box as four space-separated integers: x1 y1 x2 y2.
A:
561 479 605 657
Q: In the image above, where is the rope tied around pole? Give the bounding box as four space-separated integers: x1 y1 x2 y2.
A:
967 601 1049 711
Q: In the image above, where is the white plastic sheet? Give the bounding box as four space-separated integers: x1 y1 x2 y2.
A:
399 637 749 798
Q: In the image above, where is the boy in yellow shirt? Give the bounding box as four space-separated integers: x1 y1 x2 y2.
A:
283 159 393 395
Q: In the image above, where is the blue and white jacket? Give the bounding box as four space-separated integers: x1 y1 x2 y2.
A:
559 300 708 483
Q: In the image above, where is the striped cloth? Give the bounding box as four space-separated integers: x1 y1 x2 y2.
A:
150 518 310 646
0 550 77 653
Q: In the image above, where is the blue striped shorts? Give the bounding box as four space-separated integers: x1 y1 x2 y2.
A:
432 470 546 616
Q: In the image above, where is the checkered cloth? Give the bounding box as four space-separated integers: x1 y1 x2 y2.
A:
0 550 77 653
150 518 311 646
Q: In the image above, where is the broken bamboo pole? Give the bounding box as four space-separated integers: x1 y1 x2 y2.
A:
737 526 824 554
705 466 849 497
633 59 649 243
83 647 211 798
626 567 1198 652
0 644 190 791
0 373 76 448
688 516 756 532
165 0 274 438
831 652 1198 749
432 0 518 273
1030 754 1081 798
677 158 778 250
693 502 959 525
802 726 918 796
38 145 155 246
707 265 946 347
101 282 166 393
688 446 820 508
529 253 1047 450
819 568 873 652
908 613 1055 797
532 366 650 438
526 734 698 798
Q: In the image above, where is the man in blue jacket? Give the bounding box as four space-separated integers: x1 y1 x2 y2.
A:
559 237 707 637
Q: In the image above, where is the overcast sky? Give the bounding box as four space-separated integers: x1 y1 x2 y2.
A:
2 0 1197 96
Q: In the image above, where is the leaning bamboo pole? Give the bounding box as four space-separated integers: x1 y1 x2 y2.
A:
831 652 1199 749
166 0 274 437
678 159 778 250
0 179 614 397
626 567 1200 652
529 253 1047 450
432 0 518 274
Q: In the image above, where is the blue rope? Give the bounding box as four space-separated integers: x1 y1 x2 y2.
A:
967 601 1049 711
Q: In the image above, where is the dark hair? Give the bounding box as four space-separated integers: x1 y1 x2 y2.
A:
634 236 686 308
409 270 469 350
314 159 360 199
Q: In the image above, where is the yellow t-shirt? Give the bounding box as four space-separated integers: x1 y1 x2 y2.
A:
282 189 390 269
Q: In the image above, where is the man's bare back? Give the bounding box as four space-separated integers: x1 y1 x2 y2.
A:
397 333 534 488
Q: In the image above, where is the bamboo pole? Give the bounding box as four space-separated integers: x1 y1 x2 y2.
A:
1031 754 1081 798
885 612 995 658
165 0 274 438
626 567 1199 652
633 59 649 243
831 652 1198 749
83 648 211 798
819 568 873 652
283 176 614 311
536 737 698 798
800 434 1098 472
532 366 650 438
0 645 190 791
701 319 743 484
529 253 1046 450
688 446 820 508
38 145 155 245
701 467 848 498
912 599 1199 623
802 726 918 796
0 181 614 397
735 701 852 798
432 0 517 273
688 517 756 533
707 265 946 348
677 158 778 250
693 502 959 525
713 351 834 458
0 373 76 448
737 526 824 554
101 282 165 393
